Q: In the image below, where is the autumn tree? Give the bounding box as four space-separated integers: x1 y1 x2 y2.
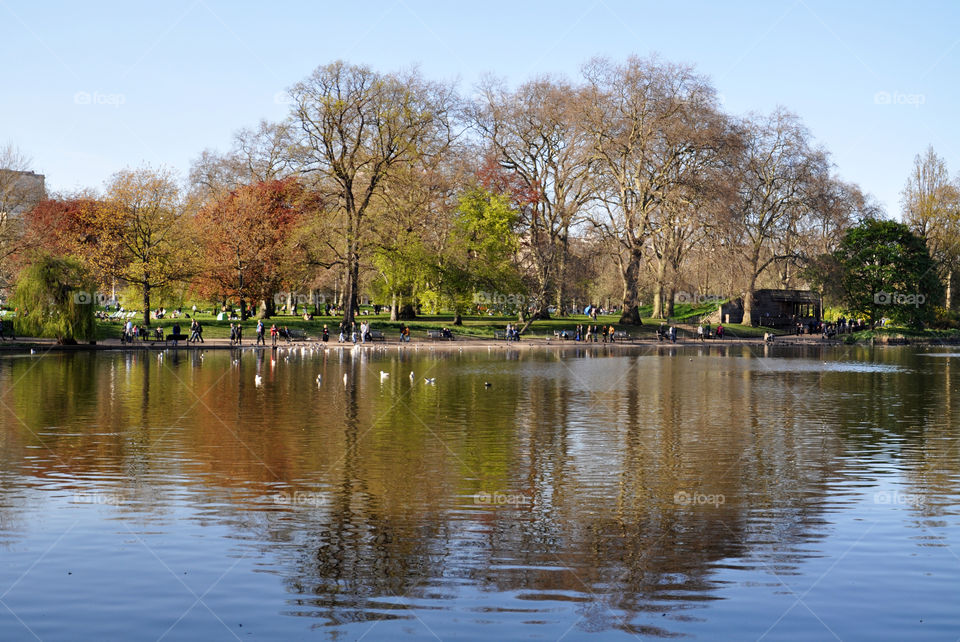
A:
288 61 456 327
19 196 99 257
194 178 310 319
79 167 195 326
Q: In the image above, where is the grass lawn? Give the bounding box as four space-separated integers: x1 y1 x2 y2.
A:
94 307 777 341
844 325 960 343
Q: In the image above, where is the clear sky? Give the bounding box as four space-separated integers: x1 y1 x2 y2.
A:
1 0 957 216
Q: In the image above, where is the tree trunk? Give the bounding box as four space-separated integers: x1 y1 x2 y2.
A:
946 269 953 310
390 292 398 321
258 297 275 319
742 277 757 326
240 298 248 320
343 240 360 327
555 235 568 316
619 249 643 325
665 286 675 318
741 246 763 326
651 260 668 319
397 303 417 320
453 310 463 326
142 284 151 327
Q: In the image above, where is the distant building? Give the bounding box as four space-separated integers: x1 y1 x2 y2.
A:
0 169 46 219
715 289 821 327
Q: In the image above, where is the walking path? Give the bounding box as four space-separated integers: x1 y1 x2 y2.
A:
0 332 839 352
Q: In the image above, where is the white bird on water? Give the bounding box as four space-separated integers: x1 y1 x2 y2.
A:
316 374 322 386
380 370 390 380
424 377 435 385
343 373 348 386
409 371 415 382
254 374 263 386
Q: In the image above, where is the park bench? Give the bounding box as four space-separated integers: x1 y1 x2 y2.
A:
426 329 454 340
166 333 189 344
369 329 386 341
613 330 632 342
493 330 506 340
553 329 575 340
285 328 308 342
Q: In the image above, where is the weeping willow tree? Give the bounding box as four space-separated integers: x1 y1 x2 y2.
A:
11 254 96 344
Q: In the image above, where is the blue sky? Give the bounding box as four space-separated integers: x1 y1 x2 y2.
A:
1 0 957 216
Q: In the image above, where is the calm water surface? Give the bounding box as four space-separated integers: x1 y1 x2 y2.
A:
0 344 958 640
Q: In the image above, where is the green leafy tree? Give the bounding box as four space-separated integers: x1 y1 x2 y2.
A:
438 187 522 324
11 254 96 344
833 219 941 328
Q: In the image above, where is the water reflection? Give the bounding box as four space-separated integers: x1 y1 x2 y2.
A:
0 344 958 639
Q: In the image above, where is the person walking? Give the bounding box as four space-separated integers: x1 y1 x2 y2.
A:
270 324 278 347
697 324 704 342
322 325 329 342
229 323 236 346
256 319 265 346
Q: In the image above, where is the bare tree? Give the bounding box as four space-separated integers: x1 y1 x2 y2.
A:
902 146 960 307
582 56 732 324
470 75 594 319
0 143 45 288
188 120 295 204
724 108 829 325
288 61 456 327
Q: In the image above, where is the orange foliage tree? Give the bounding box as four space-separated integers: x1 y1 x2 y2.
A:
193 178 311 319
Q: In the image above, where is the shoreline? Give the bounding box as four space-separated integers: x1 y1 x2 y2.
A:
0 333 948 354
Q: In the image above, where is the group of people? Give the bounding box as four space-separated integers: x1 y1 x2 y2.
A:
695 323 724 341
252 320 301 346
557 324 618 342
794 317 865 336
504 323 522 341
119 318 203 344
655 323 725 343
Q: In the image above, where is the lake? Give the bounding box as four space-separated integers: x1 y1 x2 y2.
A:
0 343 957 640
